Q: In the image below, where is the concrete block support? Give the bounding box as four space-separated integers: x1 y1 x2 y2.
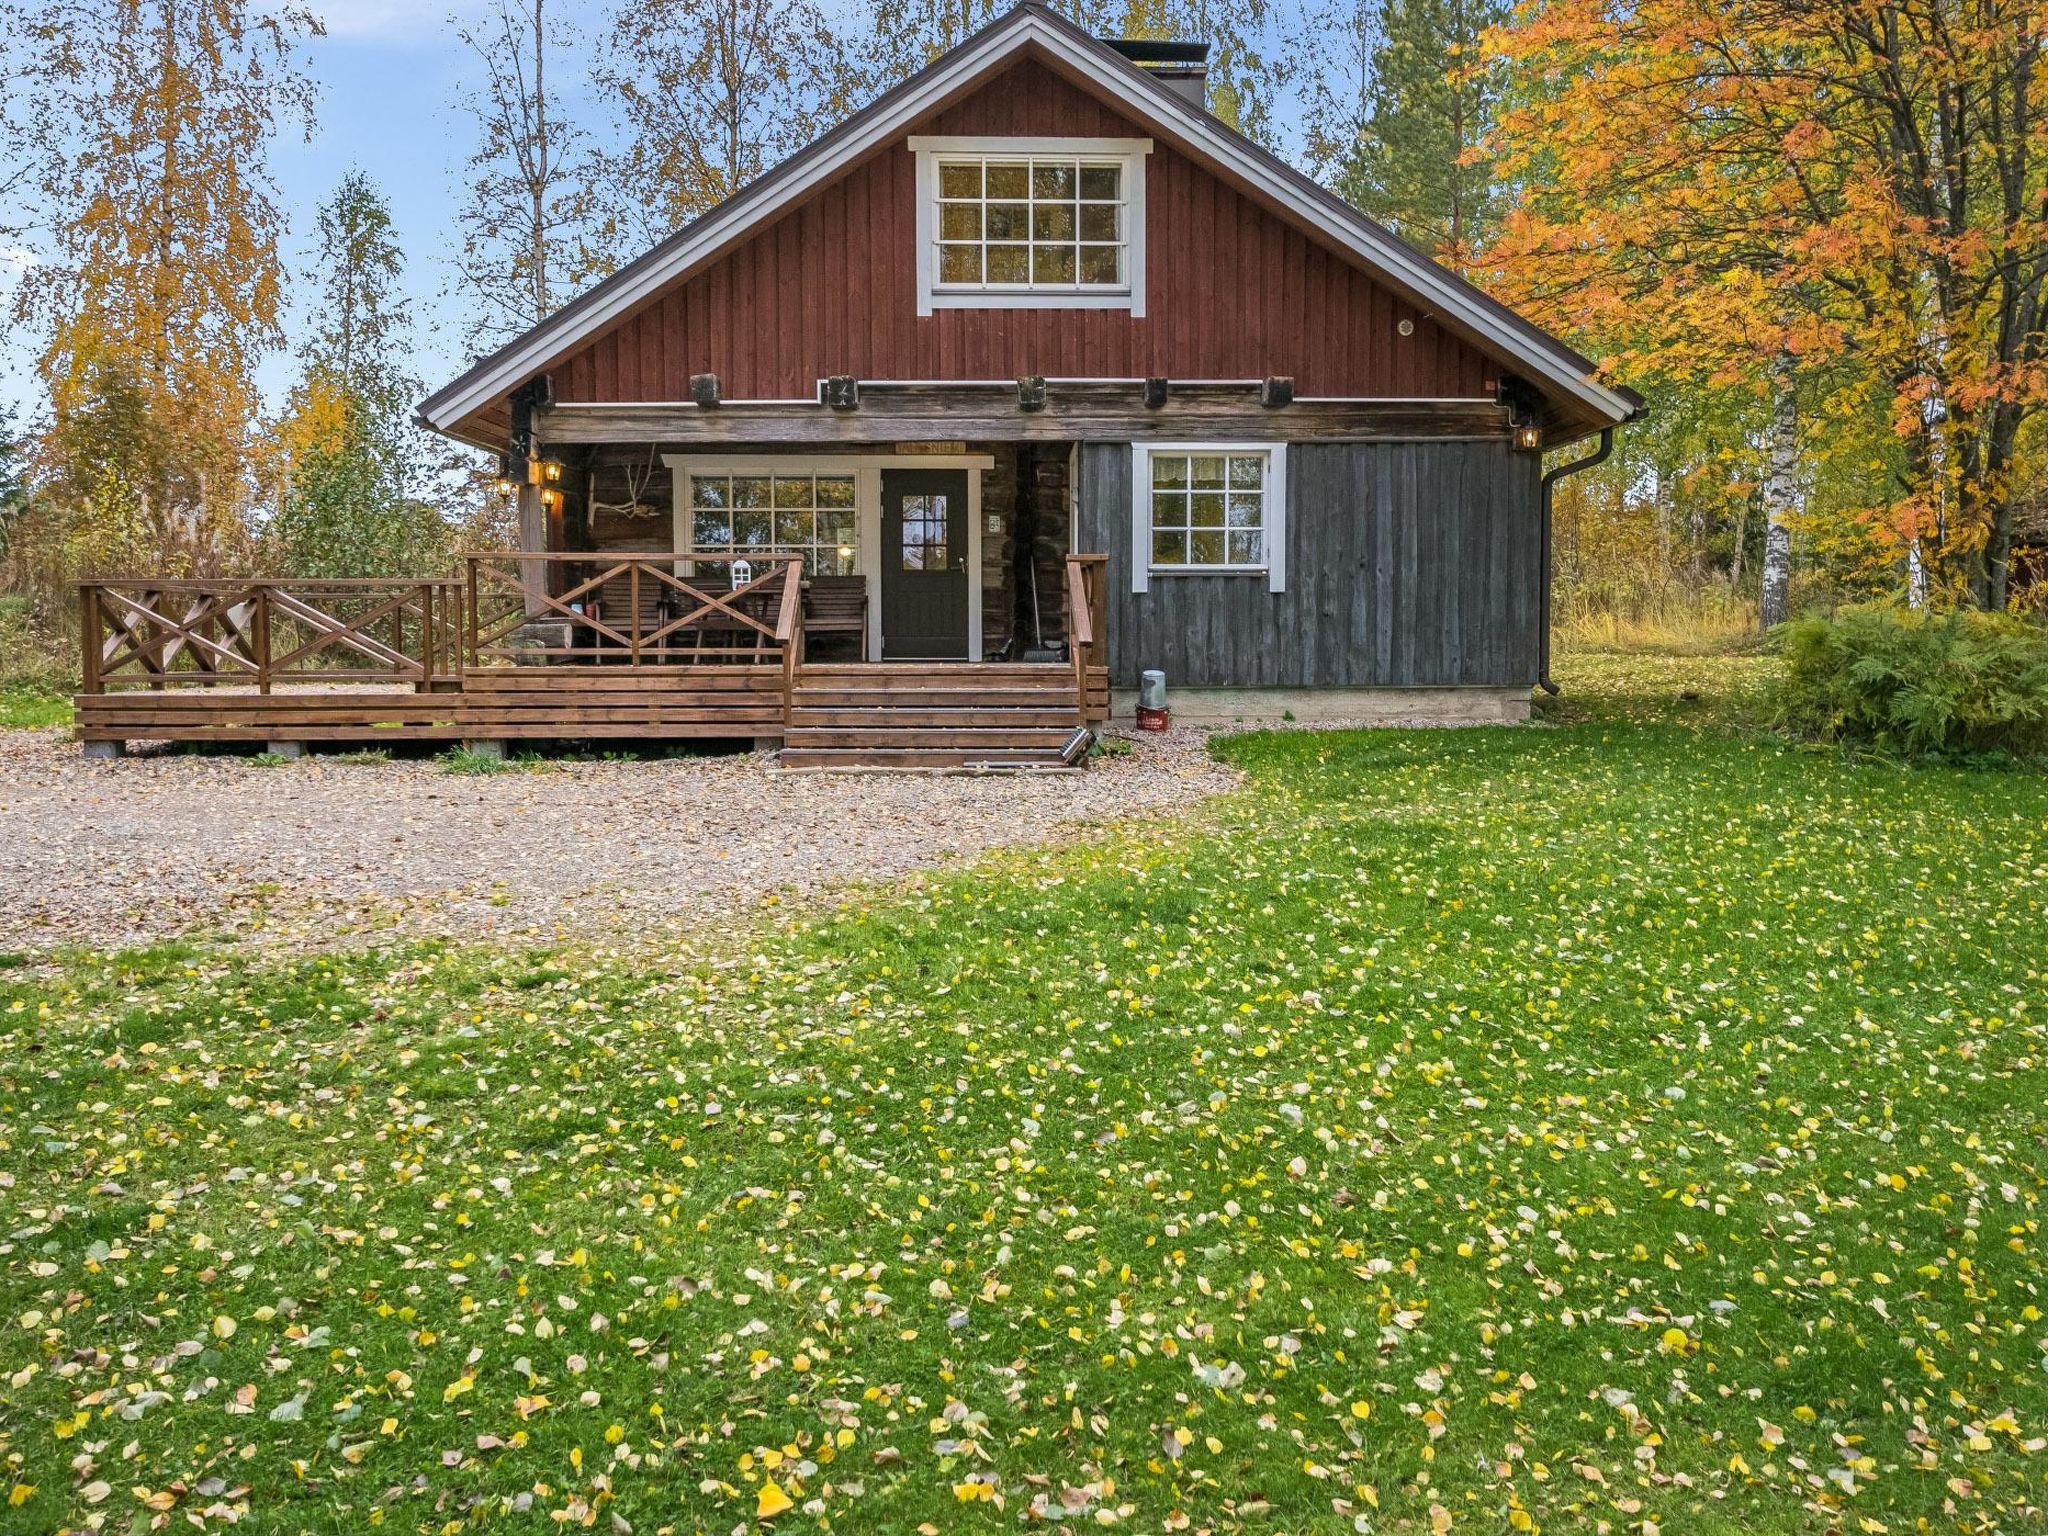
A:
460 739 508 761
81 740 126 760
264 741 306 760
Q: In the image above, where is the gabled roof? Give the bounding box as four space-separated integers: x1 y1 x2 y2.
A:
418 1 1637 441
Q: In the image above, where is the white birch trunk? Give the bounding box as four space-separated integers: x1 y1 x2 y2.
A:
1758 353 1797 629
1907 536 1928 609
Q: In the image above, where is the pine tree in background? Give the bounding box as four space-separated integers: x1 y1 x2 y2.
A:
1309 0 1506 264
273 172 447 578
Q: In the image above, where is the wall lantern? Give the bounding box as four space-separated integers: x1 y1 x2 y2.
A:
494 475 516 502
1514 423 1543 452
541 460 565 484
540 487 562 512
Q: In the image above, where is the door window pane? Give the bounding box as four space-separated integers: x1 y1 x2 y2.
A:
901 492 950 571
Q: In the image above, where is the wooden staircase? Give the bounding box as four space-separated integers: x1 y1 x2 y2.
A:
778 662 1092 771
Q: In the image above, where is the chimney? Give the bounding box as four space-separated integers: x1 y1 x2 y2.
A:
1103 37 1210 112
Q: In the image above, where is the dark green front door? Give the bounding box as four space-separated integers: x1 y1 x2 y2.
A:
880 469 969 659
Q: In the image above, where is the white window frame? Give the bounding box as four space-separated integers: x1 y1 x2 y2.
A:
664 453 993 660
1129 442 1288 596
911 135 1151 316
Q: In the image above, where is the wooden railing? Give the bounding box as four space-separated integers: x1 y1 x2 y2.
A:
78 577 462 693
1064 553 1108 716
464 551 807 669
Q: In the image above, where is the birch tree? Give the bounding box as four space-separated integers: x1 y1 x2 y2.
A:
597 0 858 241
1486 0 2048 612
13 0 315 578
450 0 602 352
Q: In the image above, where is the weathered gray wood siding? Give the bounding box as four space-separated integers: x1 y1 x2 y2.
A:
1076 440 1541 689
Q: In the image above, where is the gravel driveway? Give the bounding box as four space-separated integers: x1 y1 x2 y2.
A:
0 728 1238 954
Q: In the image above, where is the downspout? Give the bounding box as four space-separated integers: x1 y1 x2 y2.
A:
1536 427 1614 695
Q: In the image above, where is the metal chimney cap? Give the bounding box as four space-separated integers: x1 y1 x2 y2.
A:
1101 38 1211 68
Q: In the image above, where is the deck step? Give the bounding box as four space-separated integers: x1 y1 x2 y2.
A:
776 746 1083 772
786 727 1078 750
790 707 1080 728
779 663 1088 773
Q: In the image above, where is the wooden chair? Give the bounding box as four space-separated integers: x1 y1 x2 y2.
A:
803 574 869 660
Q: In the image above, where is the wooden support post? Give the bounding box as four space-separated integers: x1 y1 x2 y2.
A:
516 483 546 617
80 584 102 697
253 584 272 694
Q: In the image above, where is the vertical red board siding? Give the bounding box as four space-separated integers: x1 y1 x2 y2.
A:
552 58 1496 402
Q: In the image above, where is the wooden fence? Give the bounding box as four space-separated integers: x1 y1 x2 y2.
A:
463 552 805 670
79 578 462 692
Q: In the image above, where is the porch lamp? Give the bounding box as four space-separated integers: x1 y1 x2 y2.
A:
494 454 517 501
542 459 565 484
1512 405 1543 452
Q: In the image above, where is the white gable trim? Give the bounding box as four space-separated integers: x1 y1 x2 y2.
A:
419 5 1632 436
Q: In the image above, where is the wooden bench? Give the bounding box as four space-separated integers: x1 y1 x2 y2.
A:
804 574 868 660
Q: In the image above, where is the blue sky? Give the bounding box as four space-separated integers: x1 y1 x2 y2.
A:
269 0 561 412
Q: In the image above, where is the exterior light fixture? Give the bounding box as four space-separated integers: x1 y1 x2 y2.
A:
837 545 854 559
539 487 562 511
542 460 564 484
1515 423 1543 452
494 476 515 501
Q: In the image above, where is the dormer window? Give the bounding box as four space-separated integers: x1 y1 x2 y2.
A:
911 136 1150 315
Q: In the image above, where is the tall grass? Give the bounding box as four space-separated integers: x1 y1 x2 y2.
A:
1557 580 1759 654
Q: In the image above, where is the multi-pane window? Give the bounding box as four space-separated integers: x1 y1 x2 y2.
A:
934 156 1126 292
1148 451 1267 569
900 493 950 570
689 472 858 575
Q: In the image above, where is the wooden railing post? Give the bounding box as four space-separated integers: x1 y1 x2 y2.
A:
465 557 480 672
630 559 643 666
253 584 273 694
775 556 805 729
79 584 103 696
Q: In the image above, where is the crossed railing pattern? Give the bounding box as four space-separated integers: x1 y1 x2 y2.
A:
79 578 462 692
463 552 804 668
78 552 1097 730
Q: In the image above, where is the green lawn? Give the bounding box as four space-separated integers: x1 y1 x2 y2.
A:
3 659 2045 1534
0 687 71 731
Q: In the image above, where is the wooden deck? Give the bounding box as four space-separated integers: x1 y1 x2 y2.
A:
74 553 1111 768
